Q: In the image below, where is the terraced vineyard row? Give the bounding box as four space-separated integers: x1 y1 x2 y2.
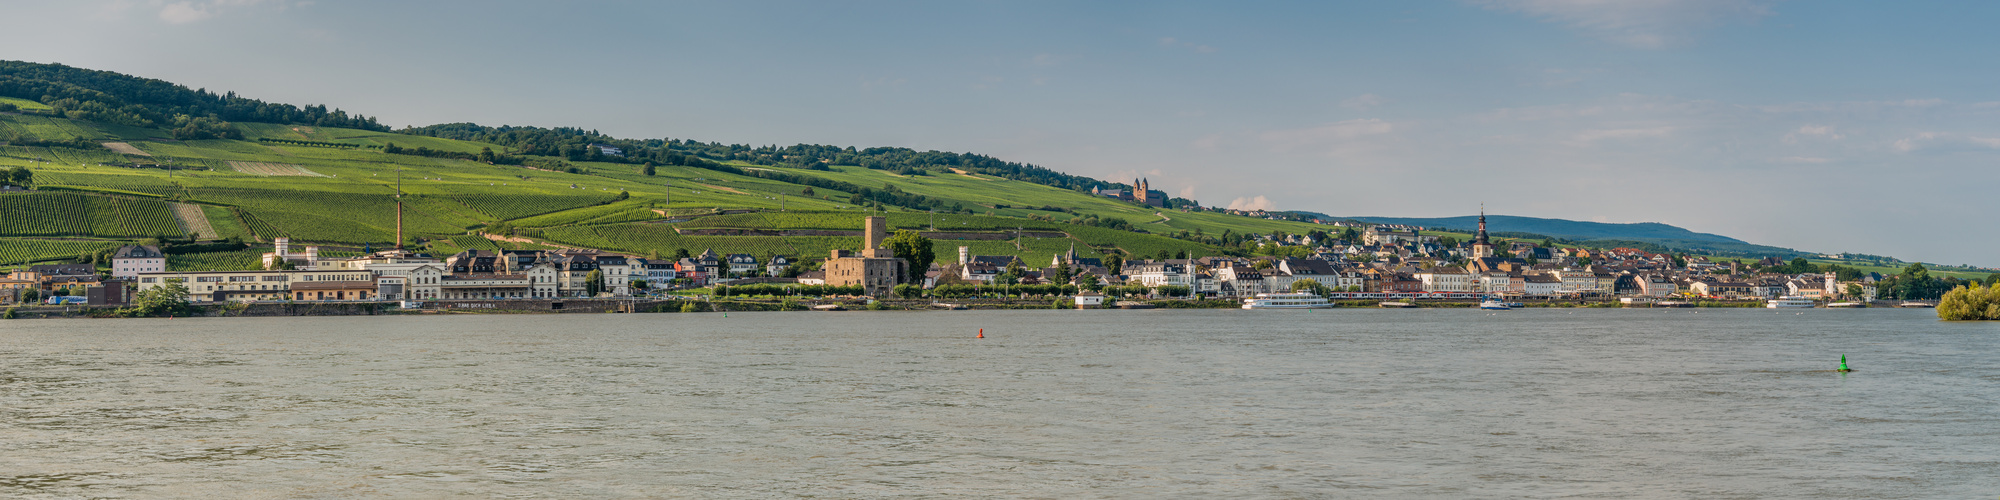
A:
31 171 184 196
0 239 120 266
541 224 795 257
455 193 615 221
510 200 647 227
0 193 184 238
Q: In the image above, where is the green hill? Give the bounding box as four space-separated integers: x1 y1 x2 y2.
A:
1 61 1328 269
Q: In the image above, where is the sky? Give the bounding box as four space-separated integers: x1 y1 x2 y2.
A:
5 0 1999 266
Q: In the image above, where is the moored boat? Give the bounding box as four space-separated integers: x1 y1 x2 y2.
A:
1379 301 1416 308
1766 296 1815 309
1242 292 1333 309
1479 298 1510 310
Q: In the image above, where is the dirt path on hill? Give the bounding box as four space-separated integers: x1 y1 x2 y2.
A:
170 203 217 239
483 233 581 250
694 183 748 195
101 142 150 156
948 168 989 180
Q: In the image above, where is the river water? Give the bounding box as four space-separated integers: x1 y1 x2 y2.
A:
2 308 1997 498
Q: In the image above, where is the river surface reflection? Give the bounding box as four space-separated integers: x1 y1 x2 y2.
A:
2 308 1997 498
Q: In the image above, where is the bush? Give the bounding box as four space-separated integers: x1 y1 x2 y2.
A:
1939 283 2000 320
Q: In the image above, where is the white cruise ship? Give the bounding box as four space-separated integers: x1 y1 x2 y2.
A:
1766 296 1816 308
1242 292 1333 309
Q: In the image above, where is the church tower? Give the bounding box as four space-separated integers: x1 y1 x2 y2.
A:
1471 205 1495 259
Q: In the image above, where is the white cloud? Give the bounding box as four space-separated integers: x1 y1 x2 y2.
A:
1178 186 1197 199
1970 137 2000 148
1571 126 1673 143
1341 93 1385 110
1158 36 1217 53
1782 124 1843 144
1227 196 1277 211
155 0 287 24
1259 119 1396 152
1470 0 1775 48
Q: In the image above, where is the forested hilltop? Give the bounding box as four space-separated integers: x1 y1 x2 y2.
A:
0 61 386 142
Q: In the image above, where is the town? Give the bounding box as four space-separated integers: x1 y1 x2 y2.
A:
2 211 1892 311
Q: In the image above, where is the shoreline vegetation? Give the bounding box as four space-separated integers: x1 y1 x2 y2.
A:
0 297 1919 319
1938 283 2000 320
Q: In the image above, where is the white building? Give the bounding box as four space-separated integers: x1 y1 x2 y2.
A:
1416 268 1475 292
111 245 165 279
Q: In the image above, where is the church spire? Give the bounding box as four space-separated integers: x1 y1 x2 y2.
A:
1476 204 1489 246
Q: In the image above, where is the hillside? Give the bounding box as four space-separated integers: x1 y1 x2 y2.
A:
2 61 1331 270
4 59 1968 278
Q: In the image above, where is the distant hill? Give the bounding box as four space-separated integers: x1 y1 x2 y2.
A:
1330 214 1745 244
1292 213 1808 257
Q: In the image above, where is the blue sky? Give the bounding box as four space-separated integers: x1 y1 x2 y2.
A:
8 1 2000 266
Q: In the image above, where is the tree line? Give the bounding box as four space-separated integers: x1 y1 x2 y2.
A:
395 122 1203 208
0 60 388 131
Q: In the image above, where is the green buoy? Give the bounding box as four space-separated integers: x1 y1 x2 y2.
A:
1838 354 1852 373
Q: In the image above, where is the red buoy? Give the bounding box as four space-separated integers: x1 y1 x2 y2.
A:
977 328 984 339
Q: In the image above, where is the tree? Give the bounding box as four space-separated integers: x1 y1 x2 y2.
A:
1938 282 2000 320
893 283 919 299
1106 255 1124 275
675 248 692 259
586 269 605 297
631 278 649 291
128 279 192 317
1077 273 1103 292
478 147 496 163
880 230 934 283
1844 283 1864 299
1290 279 1331 296
642 162 656 176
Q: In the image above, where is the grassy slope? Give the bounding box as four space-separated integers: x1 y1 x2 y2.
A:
0 115 1295 269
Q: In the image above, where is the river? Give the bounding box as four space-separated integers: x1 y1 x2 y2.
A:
2 308 1996 498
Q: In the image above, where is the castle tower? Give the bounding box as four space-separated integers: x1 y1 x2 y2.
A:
861 216 894 258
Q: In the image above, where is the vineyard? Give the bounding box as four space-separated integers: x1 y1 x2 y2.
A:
0 239 120 266
455 193 617 221
167 248 266 272
507 199 647 227
0 193 185 238
28 171 182 196
227 161 326 177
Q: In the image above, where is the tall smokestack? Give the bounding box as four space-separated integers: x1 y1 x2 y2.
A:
395 199 404 250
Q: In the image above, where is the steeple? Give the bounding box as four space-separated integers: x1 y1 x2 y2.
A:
1476 205 1489 246
1471 204 1495 259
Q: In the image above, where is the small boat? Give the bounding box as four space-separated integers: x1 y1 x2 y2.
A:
1479 297 1510 310
1656 301 1693 308
811 304 846 311
1898 301 1935 308
1242 292 1333 310
1825 302 1865 308
1766 296 1815 309
1379 301 1416 308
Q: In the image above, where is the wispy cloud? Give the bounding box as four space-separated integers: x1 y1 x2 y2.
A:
155 0 294 24
1340 94 1385 110
1470 0 1775 48
1157 37 1217 54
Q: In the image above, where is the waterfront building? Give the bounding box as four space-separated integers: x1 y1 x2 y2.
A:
824 216 905 296
110 245 164 279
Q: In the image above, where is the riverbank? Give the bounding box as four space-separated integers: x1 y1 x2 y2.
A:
2 296 1917 319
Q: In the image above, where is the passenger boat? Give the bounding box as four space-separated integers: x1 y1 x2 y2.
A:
1479 297 1510 310
1242 292 1333 309
1378 301 1417 308
1898 301 1936 308
1825 302 1865 308
1766 296 1815 309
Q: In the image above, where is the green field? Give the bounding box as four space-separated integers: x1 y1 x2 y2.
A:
0 239 120 266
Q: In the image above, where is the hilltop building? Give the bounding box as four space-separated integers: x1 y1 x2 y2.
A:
825 216 906 296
